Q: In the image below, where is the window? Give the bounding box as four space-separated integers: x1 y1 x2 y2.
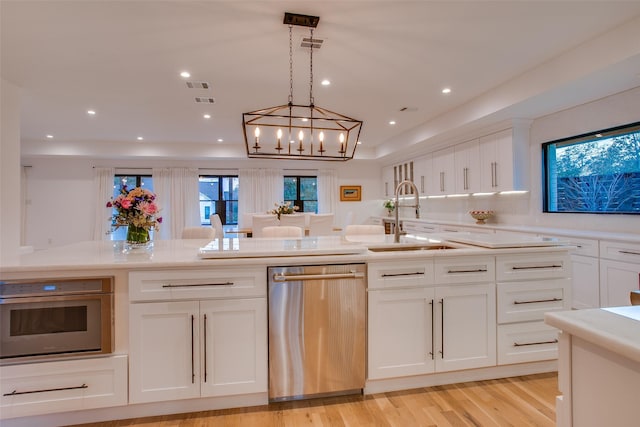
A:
199 176 239 225
543 122 640 214
284 176 318 213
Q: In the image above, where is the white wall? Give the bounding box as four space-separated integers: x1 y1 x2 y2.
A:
1 79 22 264
21 157 383 249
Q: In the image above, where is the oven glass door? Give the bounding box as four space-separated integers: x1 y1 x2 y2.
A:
0 294 109 359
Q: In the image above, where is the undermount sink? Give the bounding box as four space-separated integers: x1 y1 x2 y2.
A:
367 244 457 252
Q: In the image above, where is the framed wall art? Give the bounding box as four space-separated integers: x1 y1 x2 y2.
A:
340 185 361 201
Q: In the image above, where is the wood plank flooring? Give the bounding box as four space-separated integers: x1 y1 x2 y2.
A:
71 373 557 427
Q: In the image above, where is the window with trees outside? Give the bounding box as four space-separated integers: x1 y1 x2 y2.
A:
199 176 239 225
543 121 640 214
284 176 318 213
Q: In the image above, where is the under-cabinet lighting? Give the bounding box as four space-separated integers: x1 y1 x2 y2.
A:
472 192 496 197
447 194 469 198
428 195 447 199
498 190 529 195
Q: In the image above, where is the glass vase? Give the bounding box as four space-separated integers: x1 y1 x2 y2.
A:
124 225 152 253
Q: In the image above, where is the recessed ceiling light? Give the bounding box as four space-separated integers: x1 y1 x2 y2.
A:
137 136 144 141
203 114 211 119
321 79 330 86
87 110 96 115
217 138 223 142
442 87 452 94
46 134 53 139
357 140 362 145
180 71 191 78
389 121 396 125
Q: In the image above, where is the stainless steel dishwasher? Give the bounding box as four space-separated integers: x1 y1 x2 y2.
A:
268 263 366 401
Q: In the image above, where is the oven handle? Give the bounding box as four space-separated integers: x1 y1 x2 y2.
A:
161 282 234 288
3 383 88 396
272 272 365 282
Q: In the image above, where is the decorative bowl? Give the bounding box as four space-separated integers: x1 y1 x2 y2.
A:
469 210 494 224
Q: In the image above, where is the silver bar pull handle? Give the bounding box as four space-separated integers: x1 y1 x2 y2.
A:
203 314 207 383
439 299 444 358
446 268 488 274
273 272 364 282
619 250 640 256
3 384 88 396
514 297 562 305
512 265 562 270
191 315 195 384
381 271 425 278
429 299 434 360
514 339 558 347
162 282 234 288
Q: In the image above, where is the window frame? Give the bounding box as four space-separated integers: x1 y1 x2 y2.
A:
198 175 239 225
284 175 318 213
542 121 640 215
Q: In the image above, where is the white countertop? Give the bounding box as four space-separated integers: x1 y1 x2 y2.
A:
0 234 574 275
545 307 640 364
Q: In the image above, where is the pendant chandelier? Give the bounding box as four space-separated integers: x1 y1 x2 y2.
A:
242 12 363 161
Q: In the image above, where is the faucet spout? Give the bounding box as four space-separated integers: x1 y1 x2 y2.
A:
394 180 421 243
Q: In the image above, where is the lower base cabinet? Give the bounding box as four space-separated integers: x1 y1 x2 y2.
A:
368 283 496 380
0 355 127 419
129 298 267 404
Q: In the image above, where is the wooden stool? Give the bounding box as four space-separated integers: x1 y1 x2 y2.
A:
630 290 640 305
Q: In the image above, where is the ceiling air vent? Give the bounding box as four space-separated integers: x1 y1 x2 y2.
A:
301 37 323 49
195 97 215 104
186 81 210 89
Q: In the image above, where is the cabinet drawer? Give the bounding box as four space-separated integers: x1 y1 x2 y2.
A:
368 261 434 289
496 253 571 282
497 322 558 365
129 267 266 301
434 256 495 284
600 240 640 264
1 355 127 419
497 278 570 323
402 221 439 234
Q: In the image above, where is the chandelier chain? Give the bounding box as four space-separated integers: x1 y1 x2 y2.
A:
309 28 314 106
288 25 293 105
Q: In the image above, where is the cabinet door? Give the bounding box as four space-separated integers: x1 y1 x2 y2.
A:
129 301 200 403
200 298 267 397
414 154 431 195
454 140 480 194
430 147 455 195
435 283 496 372
382 165 394 198
599 259 640 307
479 129 513 192
368 288 435 379
571 255 600 309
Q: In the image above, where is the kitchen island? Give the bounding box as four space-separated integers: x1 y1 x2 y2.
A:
545 306 640 427
1 234 573 427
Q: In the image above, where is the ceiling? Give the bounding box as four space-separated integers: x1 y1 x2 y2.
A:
2 1 640 162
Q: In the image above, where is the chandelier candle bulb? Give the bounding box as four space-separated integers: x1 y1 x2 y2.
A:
276 129 283 151
253 127 261 151
339 132 345 154
319 131 325 153
298 130 304 153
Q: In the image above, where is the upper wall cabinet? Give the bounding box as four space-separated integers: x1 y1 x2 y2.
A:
454 139 480 194
414 154 431 195
430 147 455 195
478 121 530 193
382 165 394 198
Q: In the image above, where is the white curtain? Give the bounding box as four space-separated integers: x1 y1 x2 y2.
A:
92 167 115 240
238 169 283 227
153 168 200 239
317 169 338 213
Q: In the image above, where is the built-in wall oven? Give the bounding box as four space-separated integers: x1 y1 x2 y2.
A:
0 277 113 363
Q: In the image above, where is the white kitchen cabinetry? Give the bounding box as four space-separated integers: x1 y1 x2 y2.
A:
454 139 480 194
496 253 571 365
430 147 455 195
368 257 496 380
478 123 530 192
1 355 127 419
382 165 395 198
599 240 640 307
128 268 267 404
412 154 430 195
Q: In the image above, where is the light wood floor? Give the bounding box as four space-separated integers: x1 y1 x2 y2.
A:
72 373 557 427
